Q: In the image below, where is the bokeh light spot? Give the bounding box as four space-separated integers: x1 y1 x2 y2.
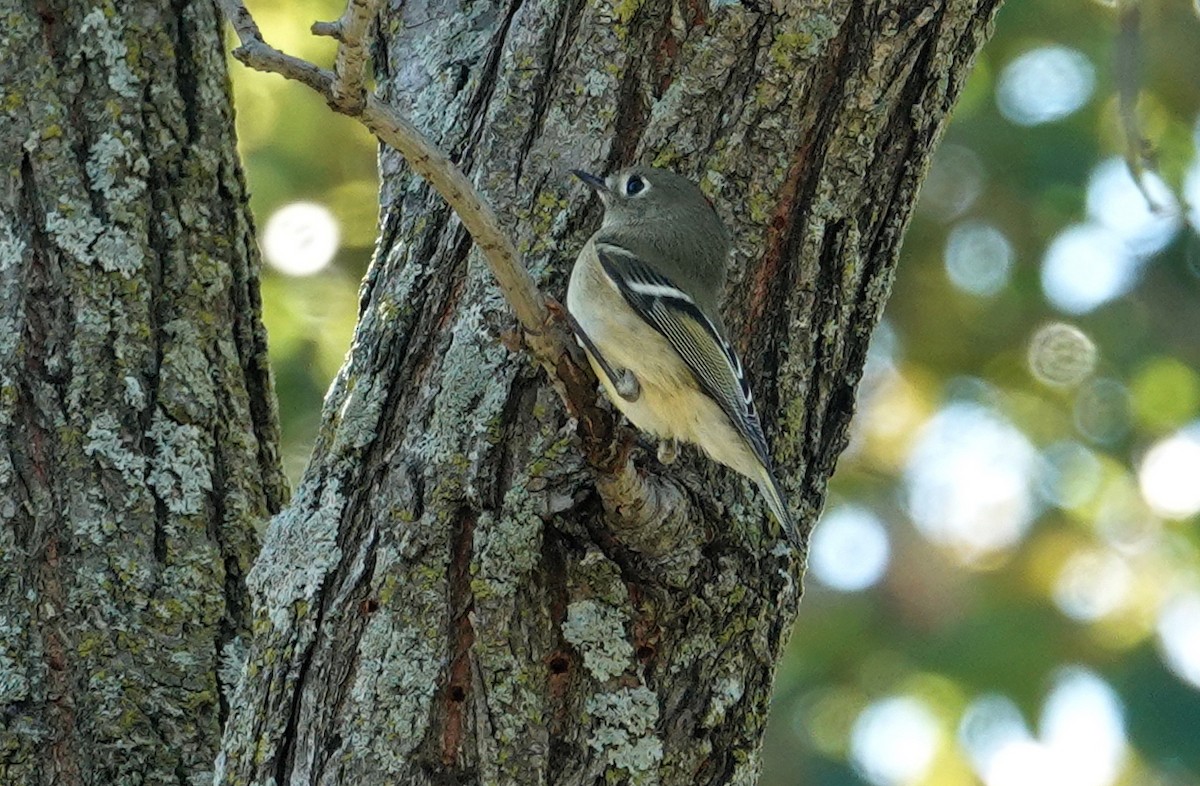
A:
918 144 986 221
1130 357 1200 432
1027 322 1097 388
905 402 1037 564
793 687 863 758
1073 377 1131 445
1038 668 1126 786
810 506 891 592
1053 548 1132 621
263 201 341 276
1092 471 1157 550
1041 224 1138 314
1157 592 1200 689
1042 159 1181 313
1138 423 1200 518
959 671 1126 786
996 46 1095 126
959 694 1032 778
988 740 1065 786
945 221 1014 296
850 696 940 786
1086 157 1180 257
1038 441 1103 510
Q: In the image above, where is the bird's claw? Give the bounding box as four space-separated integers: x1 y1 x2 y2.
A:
615 368 641 402
564 309 641 402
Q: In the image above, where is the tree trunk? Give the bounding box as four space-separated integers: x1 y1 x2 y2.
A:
0 2 287 784
217 1 1000 784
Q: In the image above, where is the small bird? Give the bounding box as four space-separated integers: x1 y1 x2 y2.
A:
566 165 799 549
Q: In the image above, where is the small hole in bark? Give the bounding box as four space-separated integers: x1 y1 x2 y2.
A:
451 63 469 95
360 598 380 614
449 686 466 702
549 656 569 674
636 645 654 660
325 734 342 756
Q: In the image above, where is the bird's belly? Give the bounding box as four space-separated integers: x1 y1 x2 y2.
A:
588 353 691 439
570 297 693 435
567 253 760 479
587 351 760 479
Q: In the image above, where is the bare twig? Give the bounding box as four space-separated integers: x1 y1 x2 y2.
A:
215 0 689 535
312 0 378 113
217 0 552 348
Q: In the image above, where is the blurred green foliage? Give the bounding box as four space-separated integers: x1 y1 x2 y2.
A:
228 0 379 478
230 1 1200 784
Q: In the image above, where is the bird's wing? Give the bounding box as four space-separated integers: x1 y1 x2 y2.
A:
594 241 774 472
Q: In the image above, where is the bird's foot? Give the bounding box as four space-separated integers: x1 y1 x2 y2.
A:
563 310 641 402
614 368 641 402
657 437 678 465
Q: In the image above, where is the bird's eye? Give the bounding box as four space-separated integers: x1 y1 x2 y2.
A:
624 175 645 196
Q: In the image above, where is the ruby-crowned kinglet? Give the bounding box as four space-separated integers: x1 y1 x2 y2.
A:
567 165 799 549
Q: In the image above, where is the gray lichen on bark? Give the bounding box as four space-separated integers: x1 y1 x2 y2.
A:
0 1 286 784
217 1 1000 785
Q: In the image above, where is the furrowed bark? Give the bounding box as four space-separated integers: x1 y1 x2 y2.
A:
0 2 287 783
217 1 1000 784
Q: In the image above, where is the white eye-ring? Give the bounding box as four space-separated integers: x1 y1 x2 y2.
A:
623 174 649 196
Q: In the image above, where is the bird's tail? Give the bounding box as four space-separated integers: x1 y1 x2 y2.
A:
757 467 802 552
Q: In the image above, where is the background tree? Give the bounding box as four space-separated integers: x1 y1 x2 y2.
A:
0 1 286 783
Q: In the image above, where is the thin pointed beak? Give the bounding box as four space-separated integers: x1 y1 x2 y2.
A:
570 169 608 194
